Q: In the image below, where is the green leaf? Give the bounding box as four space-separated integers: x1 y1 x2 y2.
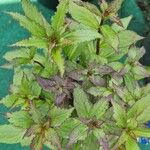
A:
45 128 61 150
90 100 108 120
125 135 139 150
82 133 100 150
128 46 145 61
134 128 150 138
14 37 48 49
3 48 30 61
13 68 24 86
112 101 126 128
112 131 127 150
29 102 44 124
9 111 33 128
65 29 102 44
108 62 123 72
57 118 81 139
118 30 144 48
93 128 105 140
101 25 119 50
0 125 25 144
132 65 149 80
21 0 45 26
83 2 101 16
0 94 19 107
69 1 99 29
51 0 69 31
30 134 43 150
100 0 108 13
126 118 138 130
52 49 65 77
67 123 88 147
49 106 74 127
87 86 111 97
73 87 92 118
127 94 150 121
136 108 150 124
7 12 46 37
109 0 124 14
20 136 33 146
112 15 132 32
124 74 136 93
30 81 42 97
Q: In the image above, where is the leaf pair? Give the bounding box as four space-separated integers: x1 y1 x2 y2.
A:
74 87 108 120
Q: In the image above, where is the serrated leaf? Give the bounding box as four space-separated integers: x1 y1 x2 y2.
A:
69 1 99 29
21 0 44 26
118 30 144 48
112 101 126 128
3 48 30 61
73 87 92 118
93 128 105 140
49 106 74 127
82 133 100 150
52 49 65 77
29 102 44 124
83 2 101 16
136 108 150 124
14 37 48 49
20 136 33 146
13 68 24 86
0 94 19 107
90 100 108 120
65 29 102 44
51 0 69 31
30 134 43 150
67 123 88 147
101 25 119 50
9 111 33 128
126 118 138 130
112 15 132 32
108 62 123 72
100 0 108 13
125 135 139 150
124 74 136 93
128 46 145 61
58 119 81 139
45 128 61 150
87 86 110 97
7 12 46 37
0 125 25 144
127 94 150 121
108 0 124 14
132 65 149 80
112 131 127 150
133 128 150 138
31 81 42 97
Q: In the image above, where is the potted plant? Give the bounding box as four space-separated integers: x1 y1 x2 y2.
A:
0 0 150 149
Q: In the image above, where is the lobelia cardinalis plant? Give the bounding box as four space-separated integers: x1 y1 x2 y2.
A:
0 0 150 149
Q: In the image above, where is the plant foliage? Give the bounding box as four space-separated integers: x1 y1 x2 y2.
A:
0 0 150 149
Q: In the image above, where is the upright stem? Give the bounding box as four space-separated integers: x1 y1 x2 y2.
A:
96 27 101 55
96 19 104 55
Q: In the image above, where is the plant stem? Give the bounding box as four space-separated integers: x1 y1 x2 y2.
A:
96 19 103 55
96 27 101 55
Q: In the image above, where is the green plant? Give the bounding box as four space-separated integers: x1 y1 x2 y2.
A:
0 0 150 149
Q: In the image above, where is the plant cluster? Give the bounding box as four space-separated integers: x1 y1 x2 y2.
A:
0 0 150 150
